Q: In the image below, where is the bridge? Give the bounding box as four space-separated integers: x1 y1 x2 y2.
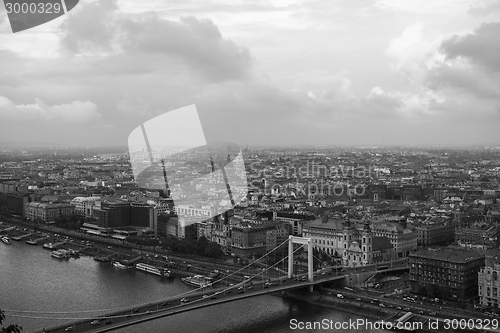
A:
21 236 407 333
35 274 349 333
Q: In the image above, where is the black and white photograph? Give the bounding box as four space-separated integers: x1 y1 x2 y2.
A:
1 0 500 332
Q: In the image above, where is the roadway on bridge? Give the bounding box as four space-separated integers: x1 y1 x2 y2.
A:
38 273 349 333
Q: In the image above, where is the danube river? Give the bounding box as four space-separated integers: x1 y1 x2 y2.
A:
0 241 388 333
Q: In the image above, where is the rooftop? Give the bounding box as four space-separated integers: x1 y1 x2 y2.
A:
410 247 484 263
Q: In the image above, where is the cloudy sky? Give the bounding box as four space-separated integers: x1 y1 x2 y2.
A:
0 0 499 147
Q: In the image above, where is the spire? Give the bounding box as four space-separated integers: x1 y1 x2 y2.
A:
344 217 351 229
363 221 371 233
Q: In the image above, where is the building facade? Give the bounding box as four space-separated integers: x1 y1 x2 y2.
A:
478 253 500 308
230 221 290 259
371 222 417 258
343 221 394 267
302 217 345 257
414 219 456 247
70 196 100 220
25 202 75 222
94 200 131 228
409 248 485 301
130 202 156 228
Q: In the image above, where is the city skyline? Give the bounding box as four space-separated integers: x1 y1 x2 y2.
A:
0 0 500 147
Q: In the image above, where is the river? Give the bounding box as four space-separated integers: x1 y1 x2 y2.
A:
0 241 388 333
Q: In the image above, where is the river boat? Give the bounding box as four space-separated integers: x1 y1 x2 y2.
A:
51 249 70 259
181 275 213 288
112 261 133 269
135 263 172 278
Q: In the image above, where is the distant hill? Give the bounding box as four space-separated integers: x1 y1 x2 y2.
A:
0 141 66 148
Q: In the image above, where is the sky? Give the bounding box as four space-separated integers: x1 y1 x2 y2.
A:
0 0 499 147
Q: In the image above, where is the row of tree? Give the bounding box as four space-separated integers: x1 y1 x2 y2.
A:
161 235 224 259
53 214 87 230
125 235 159 246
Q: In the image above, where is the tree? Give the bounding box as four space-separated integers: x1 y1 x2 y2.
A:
204 243 223 258
0 309 22 333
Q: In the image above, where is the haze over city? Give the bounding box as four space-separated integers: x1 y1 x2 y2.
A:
0 0 499 148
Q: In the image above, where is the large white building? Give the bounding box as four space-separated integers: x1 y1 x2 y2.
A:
25 202 75 222
174 204 213 220
302 217 345 256
70 196 101 219
197 220 232 250
302 216 396 266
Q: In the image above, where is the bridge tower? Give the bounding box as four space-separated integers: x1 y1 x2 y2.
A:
361 221 373 266
287 235 313 282
342 218 354 266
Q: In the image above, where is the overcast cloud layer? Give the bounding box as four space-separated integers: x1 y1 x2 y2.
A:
0 0 499 147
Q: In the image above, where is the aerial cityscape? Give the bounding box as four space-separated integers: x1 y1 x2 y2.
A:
1 0 500 333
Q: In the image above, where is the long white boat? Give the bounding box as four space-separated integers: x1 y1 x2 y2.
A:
112 261 133 269
43 241 66 250
135 263 172 278
182 275 213 288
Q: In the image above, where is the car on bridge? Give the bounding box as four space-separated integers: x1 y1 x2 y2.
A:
91 320 100 326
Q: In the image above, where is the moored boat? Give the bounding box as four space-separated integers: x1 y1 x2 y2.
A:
112 261 133 269
43 241 66 250
51 249 71 259
182 275 213 288
135 263 172 278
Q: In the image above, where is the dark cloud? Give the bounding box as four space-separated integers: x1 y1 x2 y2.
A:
58 2 251 82
120 16 251 81
441 22 500 72
426 63 500 99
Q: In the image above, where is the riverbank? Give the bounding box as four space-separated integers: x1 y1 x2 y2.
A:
0 217 263 280
281 290 392 321
281 290 485 333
